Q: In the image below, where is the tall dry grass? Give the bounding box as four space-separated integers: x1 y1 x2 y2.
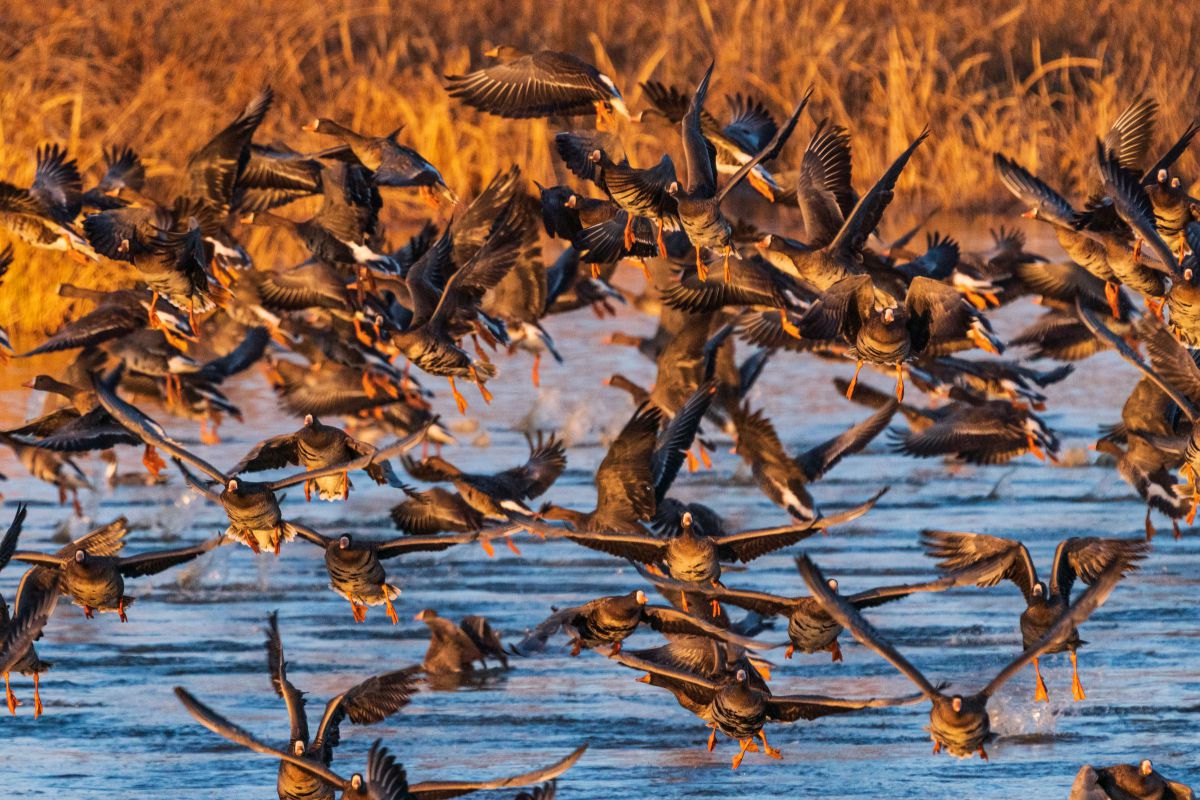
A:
1 0 1198 332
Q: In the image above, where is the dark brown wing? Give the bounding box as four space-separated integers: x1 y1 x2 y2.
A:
1 569 59 674
715 523 821 564
408 745 587 800
0 504 27 574
609 650 720 712
93 371 229 482
459 616 509 668
559 530 667 564
624 636 728 678
1102 95 1158 174
795 119 854 247
186 86 273 213
919 530 1038 602
173 688 344 789
641 605 775 651
799 400 898 482
229 432 301 475
796 556 939 698
766 689 922 722
799 274 873 341
1137 317 1200 406
1049 537 1148 603
508 606 585 656
30 143 83 224
681 63 718 198
828 129 928 257
55 517 129 559
311 666 420 756
494 433 567 499
446 50 610 118
117 536 223 577
1097 142 1179 274
373 531 483 560
264 611 310 745
594 403 663 521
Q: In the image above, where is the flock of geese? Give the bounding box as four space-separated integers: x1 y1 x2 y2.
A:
0 45 1197 798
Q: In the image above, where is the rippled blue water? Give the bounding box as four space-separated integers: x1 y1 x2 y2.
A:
1 233 1197 798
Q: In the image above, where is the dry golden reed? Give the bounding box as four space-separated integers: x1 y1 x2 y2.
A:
0 0 1197 332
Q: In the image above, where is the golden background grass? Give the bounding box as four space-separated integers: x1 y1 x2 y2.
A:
1 0 1197 333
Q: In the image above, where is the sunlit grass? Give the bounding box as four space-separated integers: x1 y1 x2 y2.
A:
1 0 1196 331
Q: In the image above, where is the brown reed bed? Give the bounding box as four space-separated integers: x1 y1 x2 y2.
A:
1 0 1197 332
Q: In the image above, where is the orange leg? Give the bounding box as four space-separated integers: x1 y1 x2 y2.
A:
1145 295 1165 321
758 730 782 759
569 639 582 657
342 472 350 501
142 445 166 478
895 363 905 402
448 377 468 415
622 214 635 251
480 537 496 557
304 479 313 503
696 247 708 281
1070 650 1086 701
686 449 699 473
5 673 16 715
845 360 864 399
656 218 667 258
710 598 721 617
610 641 622 657
829 639 843 663
697 442 712 469
118 597 128 623
933 739 942 755
978 745 989 761
1105 281 1122 318
785 645 794 659
731 737 759 770
722 248 732 283
779 308 801 339
83 605 94 620
707 725 718 752
505 535 522 556
1026 432 1047 461
531 353 541 388
383 588 399 624
32 672 42 719
470 367 493 405
1033 656 1049 702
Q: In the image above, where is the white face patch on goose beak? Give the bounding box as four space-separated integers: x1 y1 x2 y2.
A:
351 775 363 790
304 414 314 426
827 578 838 591
1186 268 1194 282
227 479 238 492
735 669 747 681
667 181 680 195
951 696 963 712
293 740 305 755
634 590 647 605
1140 759 1153 775
565 195 577 209
883 307 896 323
681 512 693 527
75 550 86 563
339 535 351 549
